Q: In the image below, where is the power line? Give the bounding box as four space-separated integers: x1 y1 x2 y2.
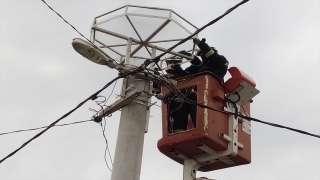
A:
0 120 92 136
184 97 320 139
0 0 250 164
147 67 320 138
0 70 137 164
151 70 320 138
138 0 251 99
143 0 250 66
41 0 119 65
41 0 319 139
41 0 92 46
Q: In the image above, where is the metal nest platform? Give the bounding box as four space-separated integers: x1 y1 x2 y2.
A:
90 5 199 68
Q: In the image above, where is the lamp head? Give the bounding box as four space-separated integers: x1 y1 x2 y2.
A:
72 38 116 68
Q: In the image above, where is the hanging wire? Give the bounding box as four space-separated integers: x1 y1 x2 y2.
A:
0 69 137 163
100 117 113 172
97 81 118 171
0 120 93 136
87 82 117 171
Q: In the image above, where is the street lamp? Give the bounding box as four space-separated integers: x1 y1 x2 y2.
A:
72 38 117 68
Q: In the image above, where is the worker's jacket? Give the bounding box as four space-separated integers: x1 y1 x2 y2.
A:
174 52 229 80
199 52 229 79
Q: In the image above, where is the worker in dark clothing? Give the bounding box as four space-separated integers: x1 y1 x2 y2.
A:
162 52 202 133
167 88 196 132
163 38 229 133
167 39 229 79
156 62 197 133
192 38 229 79
164 54 202 78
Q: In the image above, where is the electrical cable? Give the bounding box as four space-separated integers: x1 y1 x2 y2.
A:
144 67 320 139
41 0 119 66
185 99 320 138
153 63 179 93
89 80 117 115
42 0 248 105
142 0 250 67
154 67 320 139
119 0 319 139
3 0 316 168
99 81 117 171
153 62 320 139
106 80 118 103
141 0 250 97
41 0 92 47
43 0 249 69
0 0 252 164
89 94 114 171
100 118 113 172
145 68 179 95
89 96 107 113
41 0 249 100
116 94 161 108
0 120 92 136
0 69 138 164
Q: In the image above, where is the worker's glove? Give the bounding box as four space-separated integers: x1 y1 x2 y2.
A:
190 56 202 66
197 38 212 55
155 93 171 104
153 68 160 75
172 64 185 74
155 93 165 100
193 38 201 45
196 49 202 56
173 98 185 103
165 68 176 76
179 50 202 66
178 50 192 57
171 64 183 71
152 82 161 94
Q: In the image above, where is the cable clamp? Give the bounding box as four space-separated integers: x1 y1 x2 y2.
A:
90 94 98 101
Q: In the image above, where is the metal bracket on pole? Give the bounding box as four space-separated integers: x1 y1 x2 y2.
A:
92 88 143 122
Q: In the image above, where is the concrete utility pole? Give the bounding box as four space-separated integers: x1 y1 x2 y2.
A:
110 78 150 180
111 39 153 180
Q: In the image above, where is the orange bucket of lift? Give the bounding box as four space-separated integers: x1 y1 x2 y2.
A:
157 68 257 171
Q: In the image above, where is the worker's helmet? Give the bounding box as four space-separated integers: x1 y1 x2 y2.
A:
165 58 182 65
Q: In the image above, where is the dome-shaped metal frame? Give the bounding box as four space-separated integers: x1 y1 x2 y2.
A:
90 5 199 68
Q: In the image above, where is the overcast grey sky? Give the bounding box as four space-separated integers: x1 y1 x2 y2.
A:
0 0 319 180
